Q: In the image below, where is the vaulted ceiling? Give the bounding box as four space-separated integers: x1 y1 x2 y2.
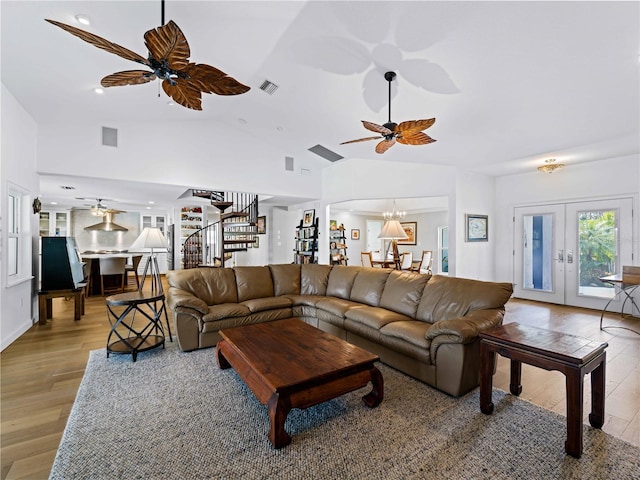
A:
2 1 638 211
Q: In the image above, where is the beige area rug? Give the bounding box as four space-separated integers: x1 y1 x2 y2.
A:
50 341 640 479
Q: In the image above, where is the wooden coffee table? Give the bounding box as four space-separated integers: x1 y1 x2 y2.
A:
479 322 607 458
216 318 383 448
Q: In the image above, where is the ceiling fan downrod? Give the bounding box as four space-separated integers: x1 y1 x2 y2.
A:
383 71 397 133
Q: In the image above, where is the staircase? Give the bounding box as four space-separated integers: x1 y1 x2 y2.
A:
183 191 259 268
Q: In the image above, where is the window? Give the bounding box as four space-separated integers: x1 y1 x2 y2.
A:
6 184 31 285
438 226 449 274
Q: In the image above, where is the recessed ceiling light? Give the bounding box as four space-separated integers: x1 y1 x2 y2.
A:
167 101 175 106
146 206 152 210
74 14 91 26
51 201 58 205
148 201 155 204
94 87 104 95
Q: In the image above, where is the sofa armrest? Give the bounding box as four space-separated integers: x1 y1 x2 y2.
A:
167 287 209 315
425 309 505 364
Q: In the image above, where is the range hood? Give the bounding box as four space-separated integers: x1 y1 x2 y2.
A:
84 211 128 232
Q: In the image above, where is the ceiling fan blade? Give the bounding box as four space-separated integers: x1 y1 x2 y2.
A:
101 70 156 87
397 131 437 146
144 20 190 72
162 78 203 110
395 118 436 133
375 138 396 154
340 136 381 145
362 121 393 135
45 19 150 66
185 64 250 95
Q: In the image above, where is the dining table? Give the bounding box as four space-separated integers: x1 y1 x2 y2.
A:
81 251 137 296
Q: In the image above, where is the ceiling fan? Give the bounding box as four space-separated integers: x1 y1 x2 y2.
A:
341 71 436 154
45 1 250 110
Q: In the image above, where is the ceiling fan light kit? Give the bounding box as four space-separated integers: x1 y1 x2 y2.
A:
45 1 250 110
341 71 437 154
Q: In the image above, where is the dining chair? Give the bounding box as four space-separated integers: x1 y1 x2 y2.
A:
412 250 433 275
399 252 413 270
125 255 143 291
361 251 374 268
99 257 127 296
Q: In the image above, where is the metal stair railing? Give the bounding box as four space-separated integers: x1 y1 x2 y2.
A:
182 192 259 269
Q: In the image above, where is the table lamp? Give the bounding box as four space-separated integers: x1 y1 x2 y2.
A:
378 220 408 268
130 227 167 294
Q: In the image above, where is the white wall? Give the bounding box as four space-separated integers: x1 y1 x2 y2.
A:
453 172 496 280
1 84 39 350
494 155 640 283
37 121 323 201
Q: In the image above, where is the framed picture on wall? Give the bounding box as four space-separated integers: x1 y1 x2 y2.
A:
254 236 260 248
256 216 266 234
466 214 488 242
398 222 417 245
330 219 338 231
302 209 315 227
351 229 360 240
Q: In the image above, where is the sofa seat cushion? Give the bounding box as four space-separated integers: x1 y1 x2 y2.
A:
285 294 329 307
241 296 292 313
380 321 432 349
202 303 251 322
344 306 412 330
316 297 364 317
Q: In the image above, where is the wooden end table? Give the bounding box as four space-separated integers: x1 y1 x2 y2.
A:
479 322 607 458
216 318 383 448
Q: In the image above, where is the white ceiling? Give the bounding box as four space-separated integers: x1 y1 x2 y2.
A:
2 1 638 212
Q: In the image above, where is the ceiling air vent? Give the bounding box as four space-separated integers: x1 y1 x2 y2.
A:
259 80 279 95
102 126 118 147
308 144 344 162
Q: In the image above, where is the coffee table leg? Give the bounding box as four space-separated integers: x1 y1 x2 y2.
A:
510 360 523 396
480 341 495 414
216 340 231 369
565 368 584 458
588 354 606 429
268 392 292 448
362 366 384 407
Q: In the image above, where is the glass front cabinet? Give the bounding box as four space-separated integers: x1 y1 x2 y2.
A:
39 211 70 236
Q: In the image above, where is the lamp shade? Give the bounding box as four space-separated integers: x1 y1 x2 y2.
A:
130 227 167 250
378 220 409 240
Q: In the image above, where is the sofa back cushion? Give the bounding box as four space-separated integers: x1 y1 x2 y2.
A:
166 267 238 305
416 275 513 323
301 264 332 295
350 268 392 307
380 270 430 317
269 264 301 296
326 265 361 299
234 266 274 302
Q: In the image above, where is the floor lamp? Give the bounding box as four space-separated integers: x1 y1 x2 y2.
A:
130 227 167 295
378 220 408 269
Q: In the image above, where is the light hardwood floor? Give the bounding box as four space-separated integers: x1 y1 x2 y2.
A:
1 285 639 479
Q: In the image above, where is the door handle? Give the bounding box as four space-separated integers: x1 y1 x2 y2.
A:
567 250 573 264
557 250 564 263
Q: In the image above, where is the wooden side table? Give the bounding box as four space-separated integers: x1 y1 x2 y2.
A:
479 322 607 458
38 287 85 324
105 291 173 362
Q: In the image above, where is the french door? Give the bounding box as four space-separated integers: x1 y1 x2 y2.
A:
513 198 633 310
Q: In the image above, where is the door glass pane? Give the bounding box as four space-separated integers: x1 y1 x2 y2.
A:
156 216 165 234
440 226 449 273
577 209 616 299
39 212 50 236
522 214 554 292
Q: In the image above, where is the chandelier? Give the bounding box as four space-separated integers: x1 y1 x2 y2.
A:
383 200 406 221
537 158 565 174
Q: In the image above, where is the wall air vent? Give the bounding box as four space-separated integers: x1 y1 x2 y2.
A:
259 80 279 95
308 144 344 162
102 126 118 147
285 156 294 171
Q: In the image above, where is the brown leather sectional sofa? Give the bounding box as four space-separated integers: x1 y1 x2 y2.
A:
166 264 513 396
